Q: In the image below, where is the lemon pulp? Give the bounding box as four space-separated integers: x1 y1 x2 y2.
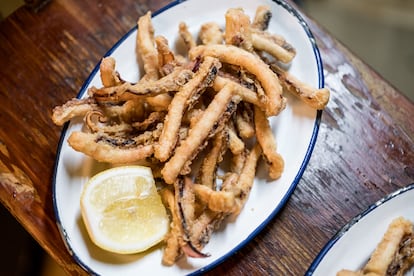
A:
80 166 169 254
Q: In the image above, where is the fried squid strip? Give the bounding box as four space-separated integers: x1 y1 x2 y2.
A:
137 11 159 81
195 147 260 215
363 217 413 275
213 75 262 107
235 103 255 139
155 35 181 76
183 107 204 127
189 44 286 116
161 83 238 184
175 177 210 258
179 95 239 177
228 143 262 215
88 83 137 104
178 22 196 52
131 111 166 131
227 122 245 155
99 57 121 87
252 5 272 31
251 29 296 63
67 131 154 164
160 188 183 266
199 22 223 45
193 184 236 213
101 99 145 123
270 63 330 110
155 57 221 161
254 105 284 179
191 209 224 250
253 77 266 101
196 130 227 189
90 67 194 101
194 172 244 214
225 8 253 51
230 149 248 175
52 98 98 126
85 111 134 134
175 177 196 235
387 233 414 276
146 94 173 112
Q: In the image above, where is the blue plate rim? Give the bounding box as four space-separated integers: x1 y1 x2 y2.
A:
51 0 325 275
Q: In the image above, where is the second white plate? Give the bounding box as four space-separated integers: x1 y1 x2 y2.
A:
306 183 414 275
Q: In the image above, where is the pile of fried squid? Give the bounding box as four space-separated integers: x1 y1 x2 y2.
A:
52 6 329 265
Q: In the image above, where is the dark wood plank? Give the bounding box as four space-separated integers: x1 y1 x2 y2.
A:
0 1 171 274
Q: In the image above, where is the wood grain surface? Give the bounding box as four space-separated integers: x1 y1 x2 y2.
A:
0 0 413 275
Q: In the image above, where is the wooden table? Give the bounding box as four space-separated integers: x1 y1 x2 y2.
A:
0 0 413 275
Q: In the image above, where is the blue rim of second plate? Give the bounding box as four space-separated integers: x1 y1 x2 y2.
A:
305 183 414 275
52 0 325 275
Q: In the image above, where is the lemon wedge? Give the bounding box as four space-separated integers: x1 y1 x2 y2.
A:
80 165 169 254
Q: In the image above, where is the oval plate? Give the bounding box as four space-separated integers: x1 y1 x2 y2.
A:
53 0 325 275
306 183 414 275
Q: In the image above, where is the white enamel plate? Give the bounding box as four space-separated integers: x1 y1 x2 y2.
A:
306 183 414 275
53 0 325 275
